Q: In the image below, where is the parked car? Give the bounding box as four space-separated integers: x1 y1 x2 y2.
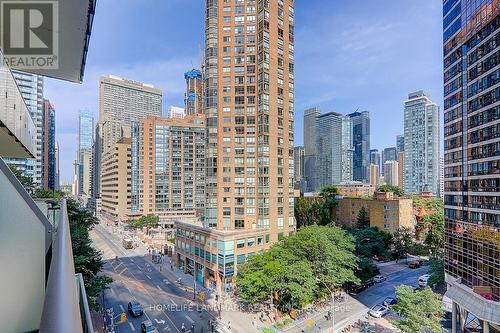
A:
373 275 386 283
128 301 144 317
382 297 398 306
408 261 422 269
141 320 159 333
364 278 376 287
347 283 368 295
418 274 431 287
368 304 390 318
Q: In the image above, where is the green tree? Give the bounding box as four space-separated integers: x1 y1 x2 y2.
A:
8 164 34 193
317 185 340 225
376 184 404 197
393 227 415 263
411 196 444 211
294 197 323 229
428 254 445 288
356 206 370 229
423 213 445 254
391 285 445 333
127 214 160 229
33 188 64 199
66 199 112 310
237 226 359 310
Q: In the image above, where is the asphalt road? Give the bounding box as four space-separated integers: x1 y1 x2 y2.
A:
93 224 217 333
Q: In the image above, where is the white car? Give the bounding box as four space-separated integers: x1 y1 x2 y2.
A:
418 274 431 287
369 304 390 318
373 275 386 283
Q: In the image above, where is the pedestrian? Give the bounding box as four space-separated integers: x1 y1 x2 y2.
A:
228 321 231 330
191 324 195 331
181 323 185 333
211 323 215 333
252 317 256 327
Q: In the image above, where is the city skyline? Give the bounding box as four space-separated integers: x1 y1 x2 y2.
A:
44 0 443 183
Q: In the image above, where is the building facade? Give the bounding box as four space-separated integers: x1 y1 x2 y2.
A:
101 138 131 224
384 160 399 186
397 151 404 189
303 107 321 192
93 76 162 210
335 181 375 198
443 1 500 331
370 149 381 175
348 111 370 182
76 109 94 197
167 106 186 119
403 91 440 195
382 146 397 176
4 71 44 187
332 192 414 234
369 163 380 186
136 116 206 227
293 146 305 190
184 69 203 116
396 134 405 153
42 100 56 191
191 0 295 292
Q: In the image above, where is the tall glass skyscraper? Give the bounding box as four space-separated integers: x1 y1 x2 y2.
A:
77 109 94 196
443 1 500 331
304 107 321 192
348 111 370 182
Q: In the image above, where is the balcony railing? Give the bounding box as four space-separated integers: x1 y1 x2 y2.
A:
39 198 94 333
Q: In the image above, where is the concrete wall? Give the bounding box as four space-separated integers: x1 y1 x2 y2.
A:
0 159 50 332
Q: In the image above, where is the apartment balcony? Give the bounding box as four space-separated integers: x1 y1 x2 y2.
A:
0 159 94 332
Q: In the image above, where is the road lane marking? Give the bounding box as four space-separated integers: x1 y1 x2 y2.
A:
146 274 152 280
119 304 125 312
128 322 136 331
185 315 194 323
170 299 176 305
119 267 127 275
111 288 117 298
156 284 162 291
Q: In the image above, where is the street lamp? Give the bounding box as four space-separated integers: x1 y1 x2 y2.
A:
316 277 334 332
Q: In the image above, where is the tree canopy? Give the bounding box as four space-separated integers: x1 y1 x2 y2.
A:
393 227 415 263
237 225 359 310
391 285 445 333
127 214 160 229
376 184 404 197
356 206 370 229
294 185 339 228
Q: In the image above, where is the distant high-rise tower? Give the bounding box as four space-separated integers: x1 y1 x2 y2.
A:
42 100 56 191
167 106 186 119
304 107 321 192
77 109 94 197
175 0 295 291
403 91 439 195
443 2 500 330
396 135 405 153
348 111 370 182
184 69 203 116
93 75 162 205
370 149 381 175
382 147 397 176
316 112 353 188
293 146 305 190
384 160 399 187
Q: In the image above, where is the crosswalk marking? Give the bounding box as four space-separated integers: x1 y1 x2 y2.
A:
128 322 136 331
185 314 194 323
119 304 125 312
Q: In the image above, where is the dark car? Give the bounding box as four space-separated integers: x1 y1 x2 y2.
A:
141 320 159 333
128 301 144 317
408 261 421 269
383 297 398 306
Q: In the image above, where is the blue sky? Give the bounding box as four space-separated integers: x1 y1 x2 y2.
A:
45 0 443 183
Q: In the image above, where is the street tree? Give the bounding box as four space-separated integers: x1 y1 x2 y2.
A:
237 225 359 310
393 227 415 263
127 214 160 229
428 254 445 288
391 285 445 333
